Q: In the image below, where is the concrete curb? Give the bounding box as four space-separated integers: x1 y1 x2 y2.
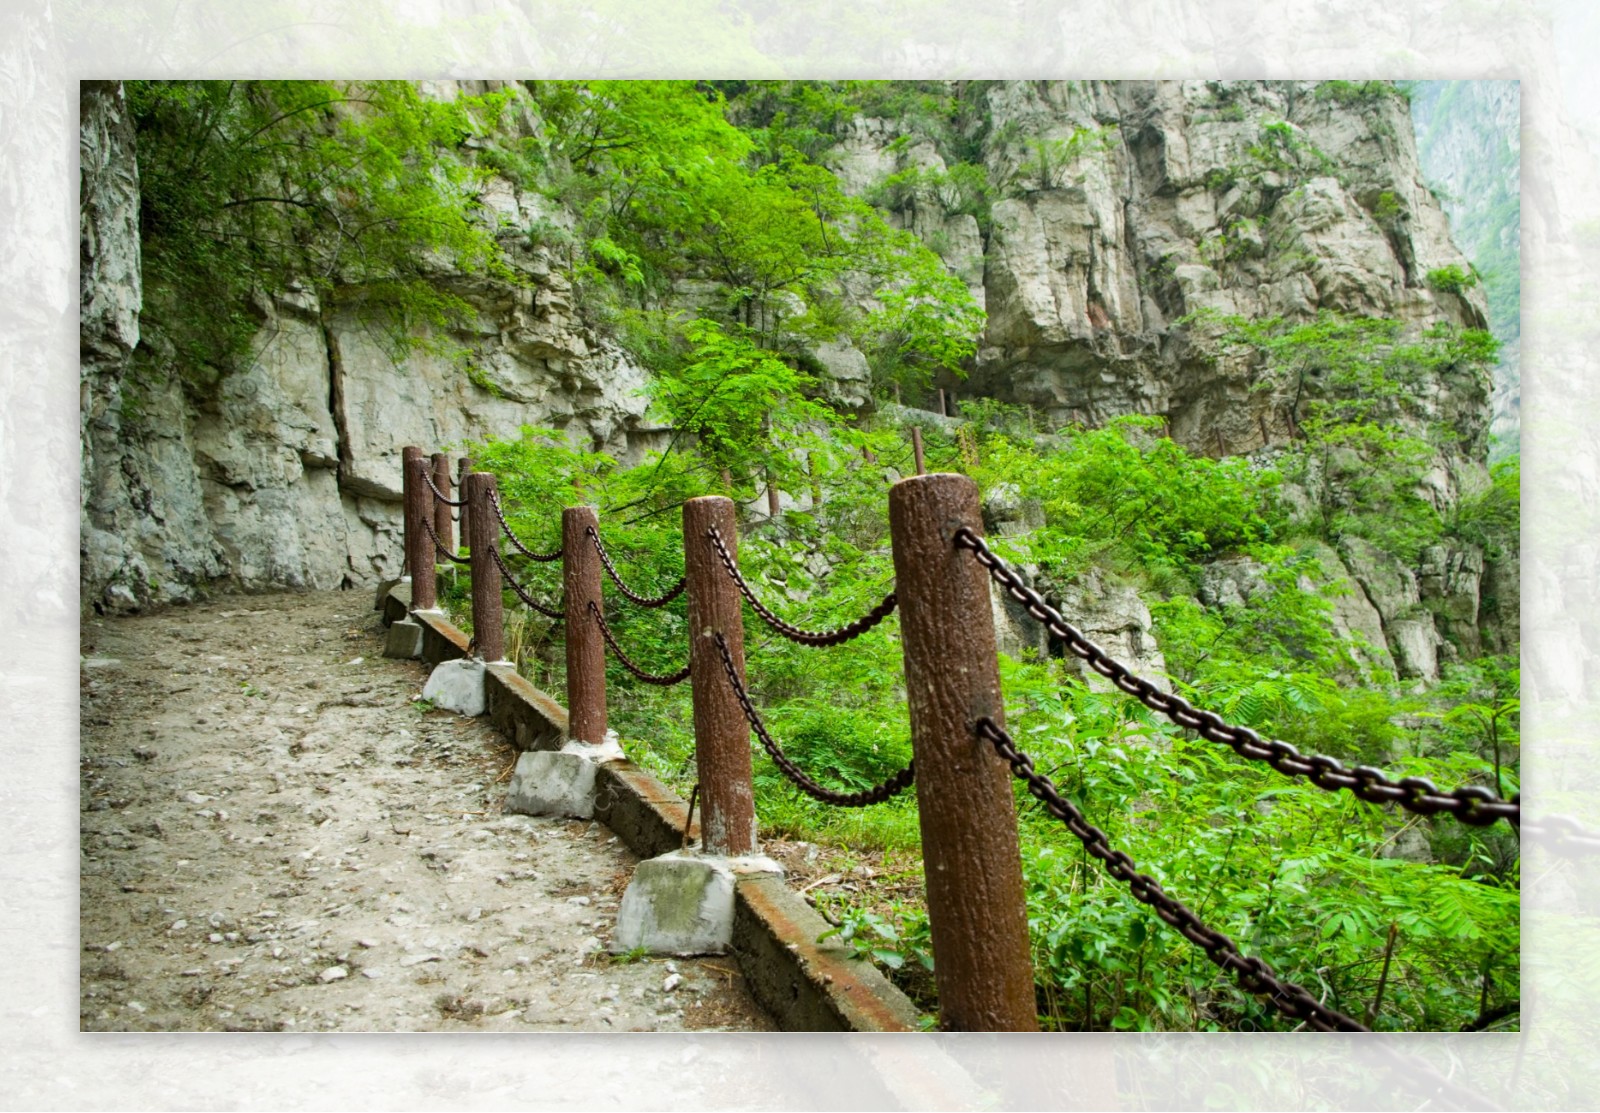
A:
374 584 919 1031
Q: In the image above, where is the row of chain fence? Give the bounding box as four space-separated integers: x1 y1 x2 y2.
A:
399 445 1556 1055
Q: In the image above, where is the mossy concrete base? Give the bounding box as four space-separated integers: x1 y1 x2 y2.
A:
505 750 601 819
612 850 781 956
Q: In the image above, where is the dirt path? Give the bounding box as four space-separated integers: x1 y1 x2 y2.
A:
78 589 774 1033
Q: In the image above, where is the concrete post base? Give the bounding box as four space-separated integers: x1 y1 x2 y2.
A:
383 616 424 659
611 849 782 956
503 737 626 819
422 657 487 715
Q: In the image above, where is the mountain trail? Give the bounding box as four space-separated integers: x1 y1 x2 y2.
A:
79 589 773 1033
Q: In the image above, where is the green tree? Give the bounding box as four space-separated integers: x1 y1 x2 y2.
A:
127 80 513 387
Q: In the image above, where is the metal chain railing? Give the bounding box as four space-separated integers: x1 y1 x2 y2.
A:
712 631 916 807
954 527 1521 832
489 545 564 620
587 526 687 608
706 526 898 647
973 715 1367 1032
488 489 563 563
419 465 468 507
587 600 690 686
420 513 471 566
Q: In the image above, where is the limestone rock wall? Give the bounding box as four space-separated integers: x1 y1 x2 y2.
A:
79 84 656 613
840 81 1489 464
828 80 1511 671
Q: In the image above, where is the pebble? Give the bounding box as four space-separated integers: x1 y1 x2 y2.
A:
170 919 188 932
663 974 683 992
565 896 591 907
209 933 224 943
183 792 209 805
319 966 349 983
400 953 443 967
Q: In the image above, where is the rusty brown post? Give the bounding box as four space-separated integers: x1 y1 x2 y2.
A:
431 452 454 553
683 496 757 856
457 456 473 546
766 470 781 519
464 471 505 662
403 446 437 611
910 426 926 475
562 506 607 745
888 472 1038 1031
938 387 948 417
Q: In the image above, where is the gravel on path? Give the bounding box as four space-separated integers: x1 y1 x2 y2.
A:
79 589 774 1033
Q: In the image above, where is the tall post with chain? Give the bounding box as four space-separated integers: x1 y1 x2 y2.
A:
684 496 757 856
563 506 607 745
888 472 1038 1031
402 446 437 611
457 457 473 548
465 472 504 662
431 452 454 553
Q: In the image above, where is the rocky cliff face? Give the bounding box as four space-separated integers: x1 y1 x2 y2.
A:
822 80 1511 675
79 83 657 613
81 80 1510 677
843 81 1488 460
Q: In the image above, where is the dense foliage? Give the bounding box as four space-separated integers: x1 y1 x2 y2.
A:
126 80 514 389
464 387 1517 1033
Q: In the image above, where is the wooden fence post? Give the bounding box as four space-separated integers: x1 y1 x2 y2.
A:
888 471 1038 1031
402 446 437 611
457 456 473 547
683 496 757 856
464 472 504 662
431 452 455 553
563 506 607 745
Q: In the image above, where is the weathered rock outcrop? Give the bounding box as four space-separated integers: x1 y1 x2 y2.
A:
79 84 656 612
830 80 1511 671
842 81 1489 467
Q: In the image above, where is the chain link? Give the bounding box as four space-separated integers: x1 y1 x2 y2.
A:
706 526 898 647
587 526 687 608
973 716 1366 1032
420 513 471 565
487 489 563 562
711 631 915 807
489 546 564 620
416 461 467 507
954 528 1520 832
587 600 690 685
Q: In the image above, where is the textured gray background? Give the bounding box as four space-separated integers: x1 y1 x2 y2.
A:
5 1 1596 1108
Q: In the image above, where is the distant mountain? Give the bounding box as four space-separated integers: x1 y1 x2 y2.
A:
1408 81 1520 459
